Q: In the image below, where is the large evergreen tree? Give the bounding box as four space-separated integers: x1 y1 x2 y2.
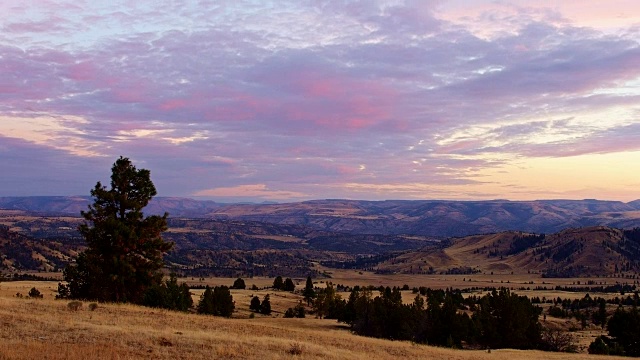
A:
58 157 172 303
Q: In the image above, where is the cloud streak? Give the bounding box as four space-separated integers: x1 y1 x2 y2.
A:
0 0 639 201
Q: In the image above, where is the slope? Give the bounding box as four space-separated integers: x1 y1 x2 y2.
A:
377 226 640 277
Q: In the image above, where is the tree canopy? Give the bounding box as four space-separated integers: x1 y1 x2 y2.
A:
58 157 173 303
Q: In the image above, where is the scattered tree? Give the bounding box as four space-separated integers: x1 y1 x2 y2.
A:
142 273 193 311
283 278 295 292
273 276 284 290
303 276 315 305
232 278 246 289
284 302 306 318
250 295 261 312
197 285 234 317
313 283 345 319
28 287 43 299
260 294 272 315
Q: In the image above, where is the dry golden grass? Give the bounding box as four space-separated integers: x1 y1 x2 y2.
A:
0 288 628 360
317 267 630 291
0 280 630 360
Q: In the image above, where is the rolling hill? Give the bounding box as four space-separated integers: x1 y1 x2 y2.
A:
0 225 80 272
2 197 640 237
0 213 435 276
375 226 640 277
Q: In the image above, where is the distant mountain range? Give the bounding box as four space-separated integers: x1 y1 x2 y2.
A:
2 196 639 237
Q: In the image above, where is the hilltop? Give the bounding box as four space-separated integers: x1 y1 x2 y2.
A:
376 226 640 277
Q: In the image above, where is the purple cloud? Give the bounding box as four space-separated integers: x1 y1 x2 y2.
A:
0 1 639 201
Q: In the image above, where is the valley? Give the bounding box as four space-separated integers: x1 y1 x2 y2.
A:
2 198 640 358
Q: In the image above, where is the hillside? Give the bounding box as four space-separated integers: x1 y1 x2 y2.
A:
3 197 640 237
0 213 434 276
376 226 640 277
0 283 627 360
0 225 81 272
208 199 640 236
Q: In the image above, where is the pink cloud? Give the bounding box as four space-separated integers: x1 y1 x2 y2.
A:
66 61 98 81
193 184 307 200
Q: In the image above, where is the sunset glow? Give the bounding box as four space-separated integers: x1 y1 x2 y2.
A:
1 1 639 202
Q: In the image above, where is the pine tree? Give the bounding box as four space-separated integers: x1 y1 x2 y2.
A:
250 295 262 312
303 276 315 305
197 285 234 317
198 286 215 314
58 157 172 303
232 278 246 289
213 286 235 317
273 276 284 290
260 294 272 315
283 278 295 292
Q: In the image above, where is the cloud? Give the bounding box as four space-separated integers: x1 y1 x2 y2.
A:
193 184 308 200
0 1 639 201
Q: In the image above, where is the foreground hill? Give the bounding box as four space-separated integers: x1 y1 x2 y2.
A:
3 197 640 237
377 226 640 277
0 284 624 360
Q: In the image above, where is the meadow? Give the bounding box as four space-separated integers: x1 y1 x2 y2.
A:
1 271 631 359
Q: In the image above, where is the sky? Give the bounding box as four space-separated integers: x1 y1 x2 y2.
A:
1 0 639 202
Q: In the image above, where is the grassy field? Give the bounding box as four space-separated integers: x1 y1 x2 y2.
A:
0 280 627 360
0 279 626 359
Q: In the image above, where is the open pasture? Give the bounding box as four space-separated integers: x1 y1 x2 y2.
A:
0 285 627 360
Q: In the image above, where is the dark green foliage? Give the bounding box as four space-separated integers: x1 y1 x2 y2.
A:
294 301 305 318
273 276 283 290
472 288 542 349
283 278 295 292
588 335 625 356
303 276 315 305
313 283 346 319
284 303 306 318
506 234 545 255
250 295 261 312
592 300 607 328
28 287 43 299
547 306 569 318
142 274 193 312
260 294 271 315
59 157 172 303
197 285 234 317
606 307 640 356
340 286 542 350
341 286 417 341
232 278 246 289
415 289 472 347
589 336 609 355
284 307 295 318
